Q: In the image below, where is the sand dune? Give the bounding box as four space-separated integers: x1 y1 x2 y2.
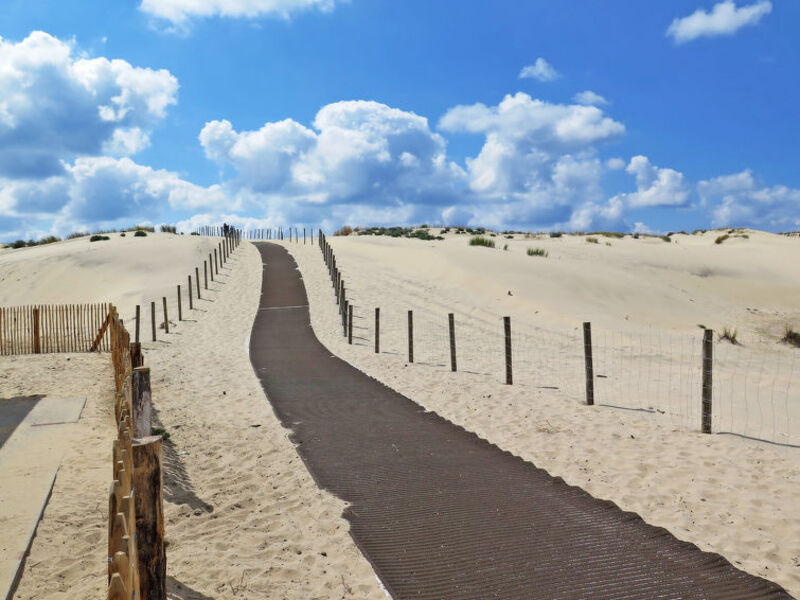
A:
283 228 800 597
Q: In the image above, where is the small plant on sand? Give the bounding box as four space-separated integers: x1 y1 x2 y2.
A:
134 230 147 237
715 234 730 244
549 232 563 238
120 232 126 237
660 235 671 243
527 247 548 257
469 236 495 248
718 327 740 345
503 244 508 251
781 326 800 348
160 224 177 233
90 234 110 242
334 225 353 236
586 237 599 244
67 231 89 239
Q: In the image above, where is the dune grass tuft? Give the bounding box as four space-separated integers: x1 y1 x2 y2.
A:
90 234 110 242
134 230 147 237
527 247 548 257
715 234 730 244
781 326 800 348
586 237 599 244
718 327 740 345
469 236 495 248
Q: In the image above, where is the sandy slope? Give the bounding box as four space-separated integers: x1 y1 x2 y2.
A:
284 229 800 597
3 237 386 599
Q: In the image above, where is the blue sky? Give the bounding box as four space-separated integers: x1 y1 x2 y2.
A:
0 0 797 239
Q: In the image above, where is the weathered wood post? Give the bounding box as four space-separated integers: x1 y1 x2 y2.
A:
131 367 152 438
449 313 457 372
162 297 169 334
150 302 156 342
348 304 353 344
130 342 143 369
214 248 219 274
177 285 182 321
135 305 141 344
375 308 380 353
342 300 349 337
408 310 414 363
204 261 208 289
504 316 512 385
187 276 193 310
304 228 306 244
583 322 594 405
195 267 201 300
209 253 213 282
132 435 166 600
702 328 713 433
33 307 41 354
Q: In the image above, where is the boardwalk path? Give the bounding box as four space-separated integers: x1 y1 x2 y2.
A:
249 243 792 600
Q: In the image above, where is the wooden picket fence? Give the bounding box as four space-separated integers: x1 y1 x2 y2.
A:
107 305 165 600
0 303 112 355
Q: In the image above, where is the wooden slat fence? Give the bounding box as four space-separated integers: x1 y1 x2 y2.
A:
0 303 111 355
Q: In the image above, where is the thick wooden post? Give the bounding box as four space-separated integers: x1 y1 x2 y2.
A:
150 302 156 342
131 367 152 438
583 322 594 405
195 267 201 300
214 248 219 274
188 276 193 310
130 342 143 369
342 300 348 336
33 307 41 354
702 328 713 433
375 308 380 353
177 285 182 321
408 310 414 363
348 303 353 345
449 313 457 372
135 305 141 344
204 261 208 289
161 298 169 334
504 316 512 385
132 436 166 600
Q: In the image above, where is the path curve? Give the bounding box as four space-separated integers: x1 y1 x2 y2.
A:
249 242 792 600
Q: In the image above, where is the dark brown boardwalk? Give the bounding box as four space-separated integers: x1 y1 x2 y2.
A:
249 243 792 600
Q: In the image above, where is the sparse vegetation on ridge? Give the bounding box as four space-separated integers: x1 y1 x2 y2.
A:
527 247 548 257
719 327 740 345
781 326 800 348
469 236 495 248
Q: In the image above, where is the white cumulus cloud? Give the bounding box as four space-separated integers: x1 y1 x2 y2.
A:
573 90 608 106
518 58 560 82
667 1 772 43
139 0 339 27
624 155 691 208
0 31 178 178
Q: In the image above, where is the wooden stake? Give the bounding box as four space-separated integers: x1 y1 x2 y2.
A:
162 297 169 334
150 302 156 342
449 313 457 372
408 310 414 363
195 267 201 300
132 436 166 600
209 253 214 282
177 285 182 321
375 307 380 353
583 322 594 405
702 328 713 434
188 276 193 310
135 305 141 344
504 316 513 385
131 367 152 439
348 303 353 345
33 307 41 354
204 261 208 290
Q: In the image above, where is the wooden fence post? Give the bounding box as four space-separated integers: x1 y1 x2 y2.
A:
209 253 213 282
33 307 41 354
188 276 193 310
348 303 353 345
408 310 414 363
583 322 594 405
342 300 348 337
504 316 512 385
150 302 156 342
177 285 182 321
135 305 141 344
214 248 219 274
130 342 143 369
375 308 380 353
162 298 169 334
204 261 208 289
132 435 166 600
304 228 306 244
702 328 713 434
449 313 457 372
131 367 152 438
195 267 201 300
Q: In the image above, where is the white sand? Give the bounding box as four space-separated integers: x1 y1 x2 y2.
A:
2 236 386 599
283 229 800 597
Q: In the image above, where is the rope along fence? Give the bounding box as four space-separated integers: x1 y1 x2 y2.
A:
317 232 800 449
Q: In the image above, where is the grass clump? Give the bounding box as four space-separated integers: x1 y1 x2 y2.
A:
586 237 599 244
134 230 147 237
715 234 730 244
334 225 353 236
589 231 624 239
357 226 443 241
90 235 110 242
160 224 177 234
527 247 548 257
549 232 563 238
718 327 740 345
781 326 800 348
469 236 495 248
